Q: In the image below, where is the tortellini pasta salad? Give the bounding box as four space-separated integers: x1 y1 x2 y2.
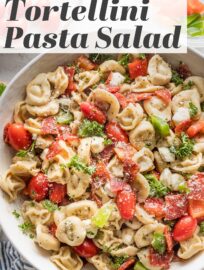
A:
2 53 204 270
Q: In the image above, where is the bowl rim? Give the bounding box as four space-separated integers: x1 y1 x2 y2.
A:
0 47 204 270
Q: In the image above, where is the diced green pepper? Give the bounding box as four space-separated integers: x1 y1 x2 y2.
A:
92 204 113 228
56 111 73 125
151 232 166 255
134 262 148 270
150 116 170 137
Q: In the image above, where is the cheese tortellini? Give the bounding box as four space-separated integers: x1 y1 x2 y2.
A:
3 54 204 270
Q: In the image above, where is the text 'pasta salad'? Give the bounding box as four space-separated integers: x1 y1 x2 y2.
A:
1 53 204 270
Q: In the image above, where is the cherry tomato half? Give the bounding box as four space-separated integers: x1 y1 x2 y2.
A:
116 185 136 221
80 102 106 124
173 216 197 242
4 123 32 151
28 173 49 202
73 239 99 258
49 183 66 204
105 122 128 143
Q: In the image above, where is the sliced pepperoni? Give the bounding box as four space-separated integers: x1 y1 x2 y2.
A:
149 248 173 269
41 117 58 135
144 198 165 219
188 173 204 200
165 194 188 220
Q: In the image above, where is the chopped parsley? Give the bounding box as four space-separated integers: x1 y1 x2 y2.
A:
104 137 113 146
89 54 112 64
56 111 74 125
170 133 194 160
118 54 130 68
66 155 95 175
189 102 198 118
138 53 146 59
171 70 184 86
183 81 194 90
144 174 169 198
16 141 35 158
124 74 132 83
78 119 105 138
111 256 128 269
42 200 59 212
152 232 166 255
12 210 20 219
19 222 34 236
199 222 204 235
0 83 6 96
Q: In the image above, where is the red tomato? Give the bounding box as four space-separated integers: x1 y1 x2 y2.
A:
73 239 99 258
64 66 76 93
128 58 148 79
114 92 129 109
80 102 106 124
175 120 192 134
116 185 136 220
164 226 173 253
41 117 58 135
46 141 62 160
189 199 204 219
149 248 173 269
187 0 204 15
28 173 49 201
144 198 165 219
77 55 96 71
4 123 32 151
155 89 171 105
187 121 204 138
49 223 57 237
49 183 66 204
165 194 188 220
118 258 135 270
173 216 197 242
188 173 204 200
105 122 128 143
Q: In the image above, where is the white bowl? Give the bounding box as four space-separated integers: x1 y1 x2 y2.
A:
0 50 204 270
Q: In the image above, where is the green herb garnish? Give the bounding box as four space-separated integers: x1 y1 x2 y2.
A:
183 81 194 90
56 111 74 125
152 232 166 255
19 222 34 235
170 133 194 160
16 141 35 158
189 102 198 118
138 53 146 59
89 54 112 64
171 70 184 86
144 174 169 198
118 54 130 68
104 137 113 146
111 256 128 269
12 210 20 219
0 83 6 96
78 119 105 138
42 200 59 212
66 155 95 175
